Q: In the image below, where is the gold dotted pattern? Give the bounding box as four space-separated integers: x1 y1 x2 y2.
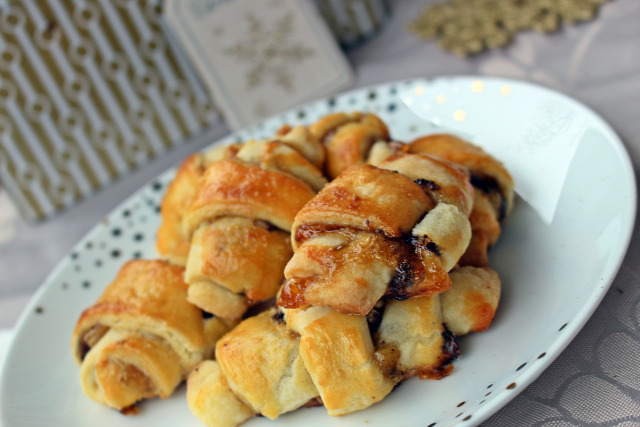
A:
0 0 221 220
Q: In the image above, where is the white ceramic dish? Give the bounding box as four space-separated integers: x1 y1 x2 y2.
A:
1 77 636 427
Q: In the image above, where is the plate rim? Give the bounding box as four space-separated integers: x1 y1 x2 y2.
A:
417 75 639 424
1 75 637 426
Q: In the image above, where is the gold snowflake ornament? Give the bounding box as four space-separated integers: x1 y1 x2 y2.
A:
407 0 611 56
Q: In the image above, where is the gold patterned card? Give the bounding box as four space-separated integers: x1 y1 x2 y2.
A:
165 0 354 130
0 0 222 221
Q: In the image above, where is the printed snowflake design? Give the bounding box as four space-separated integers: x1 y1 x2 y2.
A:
223 11 315 92
407 0 611 56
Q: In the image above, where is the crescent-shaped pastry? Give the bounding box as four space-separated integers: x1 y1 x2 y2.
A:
409 134 514 266
440 266 501 336
156 144 241 266
272 124 326 171
185 217 292 319
374 295 460 381
280 154 473 315
310 112 389 180
188 308 318 424
181 114 513 427
216 309 319 419
286 306 395 416
71 259 233 411
187 360 255 427
181 127 327 320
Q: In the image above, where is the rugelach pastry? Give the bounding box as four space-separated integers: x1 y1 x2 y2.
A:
279 153 474 315
71 259 233 412
408 133 514 266
180 126 327 320
76 111 513 426
309 111 389 180
186 151 478 425
156 144 242 266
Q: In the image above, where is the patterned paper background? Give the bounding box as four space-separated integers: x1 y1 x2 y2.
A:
314 0 390 48
0 0 222 221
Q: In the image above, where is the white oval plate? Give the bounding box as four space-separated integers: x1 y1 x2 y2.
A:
1 76 636 427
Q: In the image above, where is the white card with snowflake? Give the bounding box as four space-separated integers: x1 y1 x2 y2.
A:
165 0 354 130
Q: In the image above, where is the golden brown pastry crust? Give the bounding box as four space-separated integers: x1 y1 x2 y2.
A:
236 139 327 192
176 123 327 321
183 159 316 237
409 134 514 266
310 112 389 180
81 328 183 409
281 230 397 315
409 133 514 217
215 309 319 419
156 145 241 266
378 153 475 217
411 202 472 273
71 260 232 410
292 164 433 247
375 295 458 380
187 360 255 427
187 280 249 321
185 217 292 320
460 193 502 266
179 127 325 320
281 154 473 315
273 124 326 171
156 154 207 266
441 266 501 335
289 307 395 416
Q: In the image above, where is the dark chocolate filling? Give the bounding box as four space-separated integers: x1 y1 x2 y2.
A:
414 178 441 192
470 173 507 221
253 219 279 233
366 302 386 333
271 310 285 324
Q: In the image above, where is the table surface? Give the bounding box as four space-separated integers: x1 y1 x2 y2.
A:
1 0 639 425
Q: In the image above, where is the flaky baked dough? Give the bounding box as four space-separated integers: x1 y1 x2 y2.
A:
172 114 511 427
185 217 292 319
156 145 241 266
187 360 255 427
375 295 458 380
71 260 233 410
216 309 319 419
188 308 319 425
310 112 389 180
180 126 327 320
183 159 316 236
280 155 473 315
283 230 397 315
156 153 207 266
187 305 396 423
287 306 395 416
291 164 433 245
441 266 501 335
409 134 514 266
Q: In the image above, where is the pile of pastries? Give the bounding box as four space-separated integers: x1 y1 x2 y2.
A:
71 112 514 426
